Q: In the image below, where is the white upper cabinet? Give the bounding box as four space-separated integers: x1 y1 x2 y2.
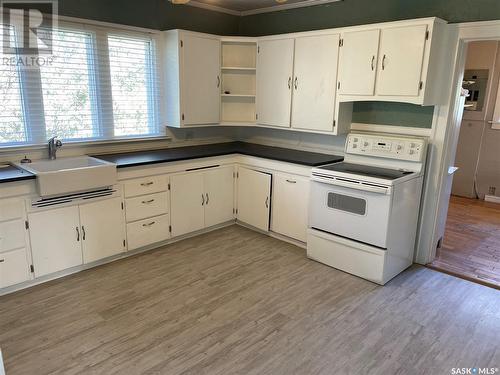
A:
338 29 380 96
376 25 427 97
338 18 448 105
256 38 295 127
164 31 221 127
291 34 340 132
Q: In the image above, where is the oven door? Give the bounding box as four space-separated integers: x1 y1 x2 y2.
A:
309 178 392 248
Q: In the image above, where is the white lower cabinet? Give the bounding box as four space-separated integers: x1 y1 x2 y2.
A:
171 166 235 238
29 197 127 277
29 206 83 278
271 173 310 242
0 248 30 288
80 197 126 264
236 167 272 232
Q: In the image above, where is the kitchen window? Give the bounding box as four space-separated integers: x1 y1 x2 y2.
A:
0 21 163 148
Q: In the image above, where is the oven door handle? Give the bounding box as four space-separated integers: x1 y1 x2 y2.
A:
312 176 391 195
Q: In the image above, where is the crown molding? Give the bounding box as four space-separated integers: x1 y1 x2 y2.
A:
185 0 343 17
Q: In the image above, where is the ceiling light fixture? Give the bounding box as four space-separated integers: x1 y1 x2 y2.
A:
275 0 288 3
170 0 190 4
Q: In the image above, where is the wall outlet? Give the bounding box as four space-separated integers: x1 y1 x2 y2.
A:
488 186 496 195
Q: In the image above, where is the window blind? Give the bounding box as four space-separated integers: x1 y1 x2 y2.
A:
0 21 163 147
0 24 27 144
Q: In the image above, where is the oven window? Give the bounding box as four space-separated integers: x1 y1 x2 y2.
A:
327 193 366 215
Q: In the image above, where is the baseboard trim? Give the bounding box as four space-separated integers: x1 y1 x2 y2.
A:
485 195 500 204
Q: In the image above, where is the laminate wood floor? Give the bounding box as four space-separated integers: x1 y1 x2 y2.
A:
1 225 499 375
428 196 500 289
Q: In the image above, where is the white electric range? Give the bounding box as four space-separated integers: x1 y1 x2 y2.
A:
307 132 427 285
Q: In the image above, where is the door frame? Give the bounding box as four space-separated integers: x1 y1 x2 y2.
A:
416 20 500 264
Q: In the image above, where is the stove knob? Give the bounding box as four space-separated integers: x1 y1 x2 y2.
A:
352 144 358 149
397 145 403 151
409 149 415 155
363 141 369 147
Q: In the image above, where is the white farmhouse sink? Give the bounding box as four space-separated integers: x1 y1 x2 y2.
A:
18 156 117 197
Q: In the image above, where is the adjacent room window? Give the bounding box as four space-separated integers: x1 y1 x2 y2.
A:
0 22 162 147
0 25 27 144
39 28 98 140
108 35 157 137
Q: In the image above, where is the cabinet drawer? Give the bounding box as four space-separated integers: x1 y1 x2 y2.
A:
125 192 169 222
0 219 26 253
0 199 25 222
0 247 29 289
127 214 170 250
123 176 168 198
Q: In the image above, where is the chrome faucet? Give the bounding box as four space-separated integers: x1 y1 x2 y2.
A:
48 136 63 160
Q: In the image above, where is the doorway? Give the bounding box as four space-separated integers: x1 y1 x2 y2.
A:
428 40 500 289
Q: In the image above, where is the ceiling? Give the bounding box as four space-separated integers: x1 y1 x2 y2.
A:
186 0 343 16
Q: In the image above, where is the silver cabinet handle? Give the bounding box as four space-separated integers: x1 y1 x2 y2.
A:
371 55 375 71
206 193 209 205
202 194 205 206
294 77 298 90
82 226 86 241
76 227 80 242
265 197 269 208
140 181 154 187
217 75 220 88
0 259 5 263
142 221 156 227
141 199 155 204
288 77 292 89
382 54 386 70
286 179 297 184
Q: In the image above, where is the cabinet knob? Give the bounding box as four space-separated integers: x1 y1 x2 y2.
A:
371 55 375 71
141 199 155 204
286 179 297 184
382 54 386 70
140 181 154 187
0 259 5 263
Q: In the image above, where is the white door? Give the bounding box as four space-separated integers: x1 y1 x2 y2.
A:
271 174 310 242
376 25 428 96
291 34 339 132
0 248 29 288
204 167 235 228
29 206 83 278
237 167 272 232
338 29 380 95
170 172 205 237
79 197 126 264
256 39 295 127
182 34 220 125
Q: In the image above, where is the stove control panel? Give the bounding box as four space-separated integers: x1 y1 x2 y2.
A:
346 133 426 161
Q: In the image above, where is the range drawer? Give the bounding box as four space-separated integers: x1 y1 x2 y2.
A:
125 192 169 222
123 176 168 198
0 247 29 289
0 219 26 253
0 199 25 222
127 214 170 250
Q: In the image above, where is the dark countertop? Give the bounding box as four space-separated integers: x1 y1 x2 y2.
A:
0 164 36 184
93 142 344 168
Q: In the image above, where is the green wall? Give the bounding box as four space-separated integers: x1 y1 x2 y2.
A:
57 0 239 35
238 0 500 36
352 102 434 128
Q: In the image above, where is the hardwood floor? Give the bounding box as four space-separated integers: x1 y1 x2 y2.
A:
428 195 500 289
1 225 499 375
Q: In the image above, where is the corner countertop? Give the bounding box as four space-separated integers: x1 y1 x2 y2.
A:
0 164 36 184
93 141 344 168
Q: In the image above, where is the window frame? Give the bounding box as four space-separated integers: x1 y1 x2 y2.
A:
0 19 165 150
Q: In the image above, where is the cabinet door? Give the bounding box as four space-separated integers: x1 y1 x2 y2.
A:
204 167 234 228
80 197 126 264
256 39 295 127
29 206 83 278
0 248 29 288
338 29 380 95
170 172 205 237
237 167 272 232
376 25 427 96
182 34 220 125
271 174 310 242
291 34 339 132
